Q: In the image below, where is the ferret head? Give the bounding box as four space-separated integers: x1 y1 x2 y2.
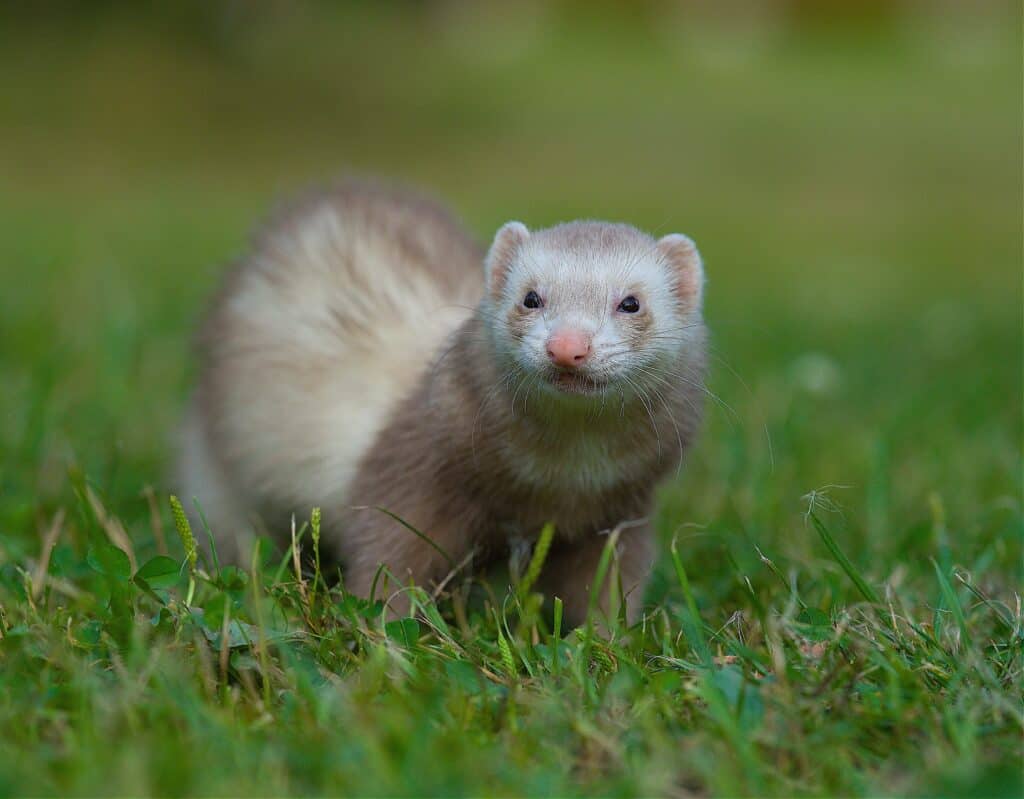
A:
483 220 705 404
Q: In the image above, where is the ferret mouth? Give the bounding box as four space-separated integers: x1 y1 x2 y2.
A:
545 370 608 395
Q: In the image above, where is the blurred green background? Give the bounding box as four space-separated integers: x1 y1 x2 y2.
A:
0 0 1020 569
0 3 1021 796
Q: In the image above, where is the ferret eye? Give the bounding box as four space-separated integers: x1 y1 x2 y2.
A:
618 296 640 313
523 290 543 309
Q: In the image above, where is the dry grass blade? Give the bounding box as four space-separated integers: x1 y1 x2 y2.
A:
86 487 137 573
31 509 65 600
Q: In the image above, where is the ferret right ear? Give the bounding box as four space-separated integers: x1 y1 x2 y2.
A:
485 221 529 298
657 234 704 309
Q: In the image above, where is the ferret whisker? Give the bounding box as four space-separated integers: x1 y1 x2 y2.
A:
624 361 698 407
639 376 687 476
524 372 544 412
617 358 721 411
705 349 775 473
510 371 533 418
642 324 705 338
603 358 710 441
620 373 662 459
471 367 519 463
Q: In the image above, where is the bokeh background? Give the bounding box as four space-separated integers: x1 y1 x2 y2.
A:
0 3 1021 796
1 0 1020 584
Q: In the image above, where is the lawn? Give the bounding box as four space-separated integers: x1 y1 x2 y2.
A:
0 4 1021 796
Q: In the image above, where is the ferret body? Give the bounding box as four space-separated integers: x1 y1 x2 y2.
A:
178 181 707 624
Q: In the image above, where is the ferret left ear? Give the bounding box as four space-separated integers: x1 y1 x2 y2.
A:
485 221 530 298
657 234 704 308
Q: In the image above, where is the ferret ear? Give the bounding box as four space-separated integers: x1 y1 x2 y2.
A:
485 221 529 298
657 233 704 308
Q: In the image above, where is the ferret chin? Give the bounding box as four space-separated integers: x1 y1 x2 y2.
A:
178 179 707 625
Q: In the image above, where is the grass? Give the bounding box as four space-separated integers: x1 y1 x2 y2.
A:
0 4 1021 796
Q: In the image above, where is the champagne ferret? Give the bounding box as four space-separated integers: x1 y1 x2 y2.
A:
177 180 707 624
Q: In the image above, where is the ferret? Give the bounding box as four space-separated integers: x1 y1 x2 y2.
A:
177 180 707 625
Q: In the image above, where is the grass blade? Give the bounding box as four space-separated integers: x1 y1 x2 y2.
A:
933 559 972 650
363 505 454 568
670 534 711 666
809 511 881 606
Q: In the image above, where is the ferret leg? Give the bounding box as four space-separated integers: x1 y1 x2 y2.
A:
536 524 655 628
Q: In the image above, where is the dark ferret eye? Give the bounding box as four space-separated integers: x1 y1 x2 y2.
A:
618 295 640 313
523 290 543 309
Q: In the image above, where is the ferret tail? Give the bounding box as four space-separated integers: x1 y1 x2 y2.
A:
176 181 484 558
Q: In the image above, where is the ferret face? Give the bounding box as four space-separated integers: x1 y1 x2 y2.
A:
483 221 705 403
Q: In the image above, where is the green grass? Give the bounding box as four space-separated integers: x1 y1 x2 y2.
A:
0 4 1021 796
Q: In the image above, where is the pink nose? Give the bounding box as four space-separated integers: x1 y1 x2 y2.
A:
546 329 591 367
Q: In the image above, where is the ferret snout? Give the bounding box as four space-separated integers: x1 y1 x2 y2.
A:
546 329 592 368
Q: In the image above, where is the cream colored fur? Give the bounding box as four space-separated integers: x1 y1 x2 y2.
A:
177 182 483 550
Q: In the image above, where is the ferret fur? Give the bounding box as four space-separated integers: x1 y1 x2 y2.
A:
178 180 707 624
